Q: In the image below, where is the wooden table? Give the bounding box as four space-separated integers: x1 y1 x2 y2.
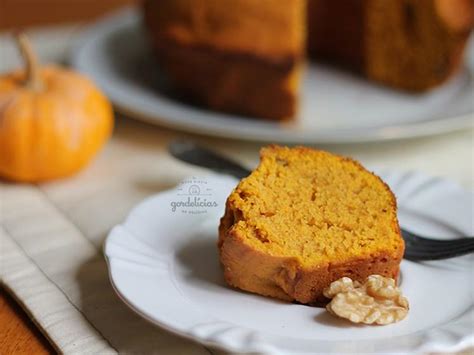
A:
0 288 55 354
0 0 135 29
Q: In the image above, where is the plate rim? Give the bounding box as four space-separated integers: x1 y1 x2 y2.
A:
104 258 239 354
71 8 474 144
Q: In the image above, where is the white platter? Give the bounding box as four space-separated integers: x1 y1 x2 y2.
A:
104 171 474 354
72 9 474 144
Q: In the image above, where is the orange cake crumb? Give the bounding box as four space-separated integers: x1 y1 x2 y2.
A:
218 146 404 304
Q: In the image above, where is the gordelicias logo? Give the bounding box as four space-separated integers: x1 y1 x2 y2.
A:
170 177 218 214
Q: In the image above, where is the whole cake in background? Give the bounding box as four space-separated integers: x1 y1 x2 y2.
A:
218 146 404 304
143 0 474 120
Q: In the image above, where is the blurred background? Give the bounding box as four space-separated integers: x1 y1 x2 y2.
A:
0 1 473 354
0 0 134 28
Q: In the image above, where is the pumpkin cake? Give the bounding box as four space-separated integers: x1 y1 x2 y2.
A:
143 0 305 121
144 0 474 120
218 146 404 304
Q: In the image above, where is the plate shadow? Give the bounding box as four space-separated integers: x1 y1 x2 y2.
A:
176 237 228 288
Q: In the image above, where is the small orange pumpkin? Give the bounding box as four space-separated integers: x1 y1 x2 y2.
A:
0 33 113 182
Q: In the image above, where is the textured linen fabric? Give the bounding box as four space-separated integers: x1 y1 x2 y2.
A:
0 22 473 355
0 126 211 355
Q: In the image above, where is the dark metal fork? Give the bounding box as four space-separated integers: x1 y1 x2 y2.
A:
169 141 474 261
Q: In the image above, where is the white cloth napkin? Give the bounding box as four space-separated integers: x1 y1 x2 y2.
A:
0 124 213 354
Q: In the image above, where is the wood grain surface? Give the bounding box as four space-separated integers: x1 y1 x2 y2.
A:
0 0 136 29
0 288 55 354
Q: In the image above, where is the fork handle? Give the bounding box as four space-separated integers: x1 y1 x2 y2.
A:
169 141 250 180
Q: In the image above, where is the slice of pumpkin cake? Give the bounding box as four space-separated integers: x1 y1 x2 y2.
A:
218 146 404 304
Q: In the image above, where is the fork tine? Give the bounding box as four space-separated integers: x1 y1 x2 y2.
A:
401 228 472 241
402 227 474 260
404 238 474 251
409 242 474 254
405 236 474 246
405 240 474 253
402 229 474 246
404 243 474 260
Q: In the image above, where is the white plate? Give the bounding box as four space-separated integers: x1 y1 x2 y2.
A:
72 8 474 144
105 171 473 354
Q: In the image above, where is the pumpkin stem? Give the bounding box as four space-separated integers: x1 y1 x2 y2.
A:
15 32 43 91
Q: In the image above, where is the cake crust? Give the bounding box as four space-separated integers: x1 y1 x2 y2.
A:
307 0 474 91
218 146 404 304
145 38 301 120
144 0 473 119
364 0 473 91
143 0 305 120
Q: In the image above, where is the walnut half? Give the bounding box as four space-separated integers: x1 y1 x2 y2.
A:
323 275 409 325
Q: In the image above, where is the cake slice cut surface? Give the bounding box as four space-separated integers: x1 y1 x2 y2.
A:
218 146 404 304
